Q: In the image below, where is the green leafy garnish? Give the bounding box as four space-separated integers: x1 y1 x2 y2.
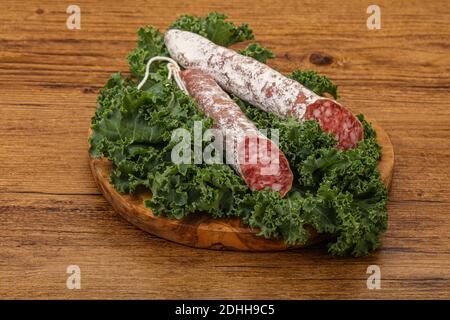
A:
127 26 168 79
239 43 275 63
169 12 254 47
89 12 388 256
291 70 339 99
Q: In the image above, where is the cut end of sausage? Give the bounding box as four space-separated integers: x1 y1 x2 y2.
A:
304 98 364 150
238 136 293 197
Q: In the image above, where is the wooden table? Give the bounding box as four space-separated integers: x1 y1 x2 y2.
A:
1 0 449 299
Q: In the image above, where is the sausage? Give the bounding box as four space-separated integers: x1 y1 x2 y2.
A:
165 29 364 150
180 68 293 197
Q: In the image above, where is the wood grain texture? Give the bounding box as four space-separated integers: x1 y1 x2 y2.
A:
0 0 449 299
88 121 394 251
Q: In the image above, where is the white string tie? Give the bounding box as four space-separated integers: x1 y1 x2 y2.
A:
137 56 188 93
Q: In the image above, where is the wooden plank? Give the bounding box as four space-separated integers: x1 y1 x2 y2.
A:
0 193 449 299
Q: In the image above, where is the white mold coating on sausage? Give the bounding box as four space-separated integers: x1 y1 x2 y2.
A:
165 29 319 120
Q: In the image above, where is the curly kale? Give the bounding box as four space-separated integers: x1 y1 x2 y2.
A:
291 70 339 99
127 26 169 79
169 12 254 47
239 43 275 63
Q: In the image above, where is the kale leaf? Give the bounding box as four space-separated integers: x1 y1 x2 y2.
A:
291 70 339 99
127 26 169 79
169 12 254 47
239 43 275 63
147 163 247 219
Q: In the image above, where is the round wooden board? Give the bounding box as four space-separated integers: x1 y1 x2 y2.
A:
89 120 394 251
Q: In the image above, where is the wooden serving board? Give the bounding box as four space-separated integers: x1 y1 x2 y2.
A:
89 120 394 251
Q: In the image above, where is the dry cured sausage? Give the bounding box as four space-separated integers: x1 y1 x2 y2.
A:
165 29 364 149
